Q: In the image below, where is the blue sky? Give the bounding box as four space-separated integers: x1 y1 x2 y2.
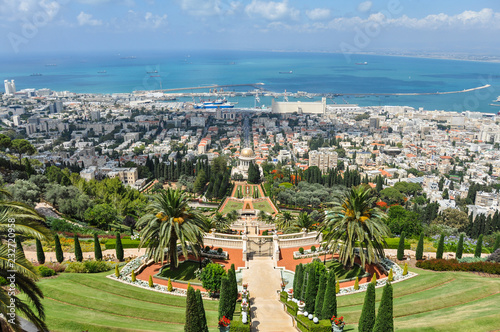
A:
1 0 500 55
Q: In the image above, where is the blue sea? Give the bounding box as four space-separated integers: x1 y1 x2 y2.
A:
1 50 500 113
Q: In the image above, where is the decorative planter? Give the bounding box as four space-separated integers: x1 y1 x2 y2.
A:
297 302 305 316
332 324 344 332
219 326 230 332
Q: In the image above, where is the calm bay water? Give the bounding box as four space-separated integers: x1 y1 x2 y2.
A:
1 50 500 113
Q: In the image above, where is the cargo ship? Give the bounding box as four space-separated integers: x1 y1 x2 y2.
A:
356 62 368 65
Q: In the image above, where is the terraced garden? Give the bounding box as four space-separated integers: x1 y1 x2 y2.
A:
28 266 500 331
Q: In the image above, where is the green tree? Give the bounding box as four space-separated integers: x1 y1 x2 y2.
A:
436 234 445 259
195 289 209 332
314 271 327 319
373 283 394 332
277 211 294 230
185 286 201 332
416 233 424 260
218 276 232 319
380 187 405 205
358 282 376 332
321 270 337 319
432 208 469 230
474 234 483 258
493 234 500 252
138 189 205 268
94 233 102 261
10 138 36 165
199 263 226 296
84 204 118 230
320 185 390 267
116 232 124 261
193 169 207 194
397 232 406 260
36 238 45 264
74 234 83 262
304 264 318 313
456 233 464 259
227 265 237 319
293 263 304 300
54 233 64 263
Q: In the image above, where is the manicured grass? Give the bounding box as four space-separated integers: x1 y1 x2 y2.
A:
326 260 366 280
159 261 200 283
220 200 243 214
28 271 220 332
253 199 275 214
336 267 500 331
104 237 141 250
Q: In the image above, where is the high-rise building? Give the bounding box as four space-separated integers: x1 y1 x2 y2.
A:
4 80 16 95
309 148 338 172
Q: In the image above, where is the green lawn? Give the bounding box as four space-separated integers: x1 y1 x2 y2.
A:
253 199 275 214
326 260 365 280
29 271 220 332
159 261 200 283
220 200 243 214
337 267 500 331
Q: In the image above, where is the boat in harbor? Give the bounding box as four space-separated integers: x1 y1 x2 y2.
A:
147 70 158 73
194 99 235 109
356 62 368 65
30 73 42 76
279 71 293 74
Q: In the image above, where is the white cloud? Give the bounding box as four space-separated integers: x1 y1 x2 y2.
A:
144 11 167 29
245 0 299 21
357 1 372 13
179 0 222 16
306 8 330 21
77 11 102 26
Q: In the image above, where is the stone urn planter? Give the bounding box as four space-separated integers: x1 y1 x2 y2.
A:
332 324 344 332
297 301 305 315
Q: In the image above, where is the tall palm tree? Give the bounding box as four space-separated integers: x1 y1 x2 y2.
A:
292 212 315 232
0 188 50 331
276 211 294 230
319 185 389 268
137 189 206 269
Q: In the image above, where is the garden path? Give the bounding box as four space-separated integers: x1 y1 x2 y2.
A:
242 257 295 331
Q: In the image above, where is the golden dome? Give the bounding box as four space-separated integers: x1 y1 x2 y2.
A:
240 148 255 158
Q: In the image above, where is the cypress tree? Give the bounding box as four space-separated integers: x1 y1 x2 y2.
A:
115 264 120 277
304 264 318 313
358 282 376 332
354 276 359 290
16 237 24 258
403 262 408 276
74 234 83 262
195 289 209 332
54 234 64 263
168 278 173 292
36 238 45 264
227 264 237 319
149 275 153 287
321 270 337 319
294 263 304 300
131 270 136 282
185 286 201 332
456 233 464 259
371 272 377 284
493 234 500 252
94 233 102 261
116 232 124 261
474 234 483 258
218 276 231 319
314 271 327 319
335 280 340 294
388 268 393 282
416 233 424 260
397 232 405 260
373 283 394 332
436 234 445 259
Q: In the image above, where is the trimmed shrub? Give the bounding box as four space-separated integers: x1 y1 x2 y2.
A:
456 233 464 259
474 235 483 258
294 263 304 301
199 263 226 296
296 314 331 332
299 247 304 254
116 232 124 262
54 234 64 263
131 270 136 282
218 276 232 319
229 320 251 331
94 233 102 261
321 270 337 319
486 249 500 263
44 262 66 273
314 271 327 319
416 233 424 260
285 300 298 316
371 273 377 284
38 265 56 277
205 246 211 252
74 235 83 262
168 278 173 291
388 268 393 282
304 264 318 313
63 262 87 273
227 264 238 319
36 238 45 265
185 286 201 332
358 282 376 332
149 275 154 287
436 234 445 259
373 282 393 332
354 276 359 290
397 232 405 260
493 234 500 252
115 264 120 277
403 262 408 276
84 260 112 273
217 248 223 254
416 259 500 274
311 245 316 252
195 289 209 332
335 280 340 294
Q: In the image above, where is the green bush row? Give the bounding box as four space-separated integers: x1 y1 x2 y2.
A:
229 320 250 332
284 300 298 317
416 259 500 274
104 238 141 250
64 260 115 273
296 315 332 332
384 237 410 250
280 291 288 302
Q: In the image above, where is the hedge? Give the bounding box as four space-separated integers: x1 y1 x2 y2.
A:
229 320 250 332
280 291 288 303
284 301 298 317
384 237 410 250
104 238 141 249
296 315 332 332
416 259 500 274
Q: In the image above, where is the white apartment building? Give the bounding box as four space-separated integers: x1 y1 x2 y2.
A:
309 148 338 172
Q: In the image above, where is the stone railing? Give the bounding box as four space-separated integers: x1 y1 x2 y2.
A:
203 233 243 249
278 232 321 248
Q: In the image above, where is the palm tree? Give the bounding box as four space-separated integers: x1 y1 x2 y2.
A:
0 188 50 331
137 189 206 269
276 211 294 230
212 212 230 232
319 185 389 268
292 212 315 232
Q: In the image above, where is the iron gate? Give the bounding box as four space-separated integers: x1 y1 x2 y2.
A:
247 238 273 259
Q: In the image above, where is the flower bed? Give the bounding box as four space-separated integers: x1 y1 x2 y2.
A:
416 259 500 274
293 248 327 259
